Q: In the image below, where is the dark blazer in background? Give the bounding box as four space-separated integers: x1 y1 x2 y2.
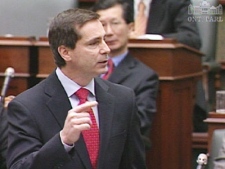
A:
0 102 7 169
108 52 159 148
147 0 201 49
124 0 201 49
124 0 206 132
7 72 146 169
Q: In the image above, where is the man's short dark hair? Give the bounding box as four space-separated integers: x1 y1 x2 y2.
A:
48 8 99 67
91 0 134 24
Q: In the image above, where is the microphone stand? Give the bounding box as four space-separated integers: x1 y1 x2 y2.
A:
0 67 15 107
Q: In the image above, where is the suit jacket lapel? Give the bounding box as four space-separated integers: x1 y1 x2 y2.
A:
94 78 115 168
44 72 71 128
108 53 135 84
44 72 91 169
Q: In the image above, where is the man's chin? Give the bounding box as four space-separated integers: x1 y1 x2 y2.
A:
95 70 107 77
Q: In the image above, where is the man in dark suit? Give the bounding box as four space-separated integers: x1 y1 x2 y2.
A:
92 0 159 149
128 0 207 132
146 0 201 49
129 0 201 50
0 102 7 169
7 8 146 169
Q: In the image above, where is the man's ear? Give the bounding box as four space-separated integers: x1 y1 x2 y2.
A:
128 22 135 33
128 22 137 38
58 45 72 61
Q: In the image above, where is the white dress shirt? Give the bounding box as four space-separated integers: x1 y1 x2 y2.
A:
56 68 99 151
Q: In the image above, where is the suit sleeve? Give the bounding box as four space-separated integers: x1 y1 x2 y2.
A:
135 70 158 148
162 0 201 49
119 89 147 169
7 100 72 169
0 103 8 169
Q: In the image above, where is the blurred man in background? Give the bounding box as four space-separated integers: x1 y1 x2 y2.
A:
92 0 159 149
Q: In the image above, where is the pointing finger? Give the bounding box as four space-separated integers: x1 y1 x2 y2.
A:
72 101 98 113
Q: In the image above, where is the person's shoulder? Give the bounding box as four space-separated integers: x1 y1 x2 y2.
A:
130 55 158 76
136 58 156 72
11 75 52 105
15 72 57 98
16 79 46 97
95 77 134 93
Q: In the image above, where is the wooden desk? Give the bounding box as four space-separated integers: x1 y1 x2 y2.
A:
192 132 208 149
34 37 55 78
204 113 225 154
0 36 37 96
128 39 203 169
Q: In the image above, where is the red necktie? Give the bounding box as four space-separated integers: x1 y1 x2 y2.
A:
75 88 99 169
102 59 114 80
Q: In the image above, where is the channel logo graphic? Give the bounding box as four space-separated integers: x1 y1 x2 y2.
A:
188 0 223 22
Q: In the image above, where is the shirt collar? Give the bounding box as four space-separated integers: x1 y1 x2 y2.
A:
110 50 128 67
56 68 95 97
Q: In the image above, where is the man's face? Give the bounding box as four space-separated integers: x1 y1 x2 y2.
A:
65 19 110 78
97 4 133 57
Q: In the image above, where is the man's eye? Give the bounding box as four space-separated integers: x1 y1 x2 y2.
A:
102 23 106 27
89 41 99 46
111 21 120 25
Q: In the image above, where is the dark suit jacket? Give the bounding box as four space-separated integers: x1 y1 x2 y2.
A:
108 52 158 147
7 72 146 169
147 0 201 49
125 0 201 49
0 103 7 169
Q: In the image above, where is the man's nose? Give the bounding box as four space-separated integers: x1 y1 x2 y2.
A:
104 23 114 35
100 40 110 54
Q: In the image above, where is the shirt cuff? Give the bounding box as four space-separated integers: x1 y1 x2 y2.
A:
60 132 74 152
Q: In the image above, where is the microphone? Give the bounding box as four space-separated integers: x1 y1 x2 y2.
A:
1 67 15 104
